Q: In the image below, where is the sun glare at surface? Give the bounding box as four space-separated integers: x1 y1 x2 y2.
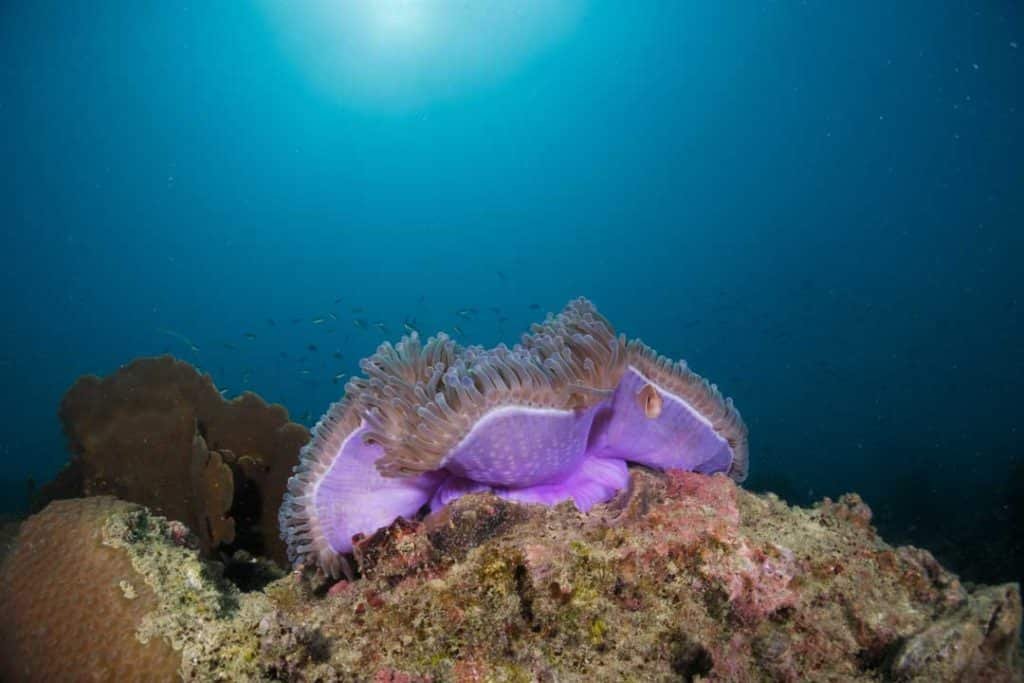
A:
368 0 432 45
258 0 586 108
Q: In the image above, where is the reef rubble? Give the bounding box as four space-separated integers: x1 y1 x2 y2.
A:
2 469 1020 681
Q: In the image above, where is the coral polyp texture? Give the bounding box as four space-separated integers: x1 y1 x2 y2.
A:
280 298 750 577
3 472 1020 681
0 497 182 681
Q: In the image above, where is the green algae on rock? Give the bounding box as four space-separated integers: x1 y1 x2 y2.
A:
100 502 276 681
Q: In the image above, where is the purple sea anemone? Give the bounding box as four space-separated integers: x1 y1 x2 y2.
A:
279 298 749 577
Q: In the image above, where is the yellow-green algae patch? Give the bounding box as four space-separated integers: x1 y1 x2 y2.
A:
102 507 274 681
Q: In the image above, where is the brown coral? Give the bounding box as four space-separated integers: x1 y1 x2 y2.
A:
40 355 308 565
0 497 181 682
190 432 236 549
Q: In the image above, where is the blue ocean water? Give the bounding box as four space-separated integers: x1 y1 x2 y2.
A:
1 1 1020 586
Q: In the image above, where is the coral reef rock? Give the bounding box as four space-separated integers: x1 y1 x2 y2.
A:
5 471 1022 682
39 355 308 564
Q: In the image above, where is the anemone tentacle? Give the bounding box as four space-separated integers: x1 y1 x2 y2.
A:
358 332 459 476
522 297 627 399
377 343 581 478
278 392 363 578
280 333 457 577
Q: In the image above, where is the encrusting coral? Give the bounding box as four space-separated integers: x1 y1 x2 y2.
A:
38 355 308 565
4 471 1020 681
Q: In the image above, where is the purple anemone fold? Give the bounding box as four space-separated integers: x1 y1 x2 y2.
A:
279 297 750 578
311 422 443 555
588 350 745 479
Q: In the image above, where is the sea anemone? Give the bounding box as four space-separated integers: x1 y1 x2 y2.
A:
279 298 748 577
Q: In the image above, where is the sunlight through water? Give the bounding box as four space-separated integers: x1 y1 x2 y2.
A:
258 0 587 109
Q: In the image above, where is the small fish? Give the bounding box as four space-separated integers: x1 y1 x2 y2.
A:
334 297 343 304
223 343 236 350
332 372 347 384
352 318 368 330
452 324 464 337
158 329 200 353
529 303 540 310
299 369 311 375
243 332 257 340
301 411 312 423
328 312 337 321
403 320 419 334
308 344 318 352
312 317 327 325
373 321 389 334
497 271 507 282
456 308 476 319
219 388 230 397
332 351 343 360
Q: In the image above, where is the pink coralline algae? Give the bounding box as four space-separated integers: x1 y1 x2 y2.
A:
261 469 1022 681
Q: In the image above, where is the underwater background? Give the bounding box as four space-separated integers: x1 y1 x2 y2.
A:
1 0 1020 590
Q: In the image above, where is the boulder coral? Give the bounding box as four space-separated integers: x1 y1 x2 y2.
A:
0 497 182 681
38 356 308 564
3 470 1020 681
